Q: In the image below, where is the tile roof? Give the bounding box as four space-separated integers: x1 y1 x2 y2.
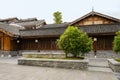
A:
0 22 20 36
19 23 68 37
19 18 37 22
0 17 18 22
70 11 120 25
19 23 120 37
41 23 69 28
15 20 46 27
79 24 120 34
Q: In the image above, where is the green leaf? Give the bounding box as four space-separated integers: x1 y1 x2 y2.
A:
57 26 93 57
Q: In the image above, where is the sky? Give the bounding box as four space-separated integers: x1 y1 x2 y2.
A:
0 0 120 23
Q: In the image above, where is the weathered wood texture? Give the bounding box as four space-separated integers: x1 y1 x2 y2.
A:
93 36 114 50
18 37 59 50
15 36 114 50
73 15 117 26
0 32 12 51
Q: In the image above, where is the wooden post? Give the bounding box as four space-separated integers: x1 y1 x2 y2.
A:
1 33 4 57
17 40 20 56
93 38 97 58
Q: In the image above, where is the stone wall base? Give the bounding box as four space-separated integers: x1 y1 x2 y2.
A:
1 50 119 58
21 50 120 58
108 59 120 72
0 50 18 57
86 50 120 58
18 58 88 70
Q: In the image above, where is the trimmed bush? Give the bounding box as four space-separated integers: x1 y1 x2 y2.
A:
57 26 93 58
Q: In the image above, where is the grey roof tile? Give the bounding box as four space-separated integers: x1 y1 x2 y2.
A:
41 23 69 28
15 20 46 27
0 22 20 36
19 24 120 37
79 24 120 34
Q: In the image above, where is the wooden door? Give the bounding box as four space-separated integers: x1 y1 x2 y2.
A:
95 36 113 50
0 38 2 50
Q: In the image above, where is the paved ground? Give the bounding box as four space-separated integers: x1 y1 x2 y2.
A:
88 58 113 72
0 56 21 64
0 57 119 80
0 63 118 80
89 58 109 67
88 58 120 80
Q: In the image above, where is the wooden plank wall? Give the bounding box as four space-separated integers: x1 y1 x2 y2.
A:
93 36 114 50
0 32 114 51
74 15 117 26
18 37 59 50
11 40 18 51
0 32 11 51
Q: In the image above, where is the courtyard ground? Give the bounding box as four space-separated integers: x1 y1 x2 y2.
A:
0 57 119 80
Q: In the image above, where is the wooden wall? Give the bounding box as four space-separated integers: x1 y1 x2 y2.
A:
11 40 18 51
18 37 59 50
92 36 114 50
0 32 60 51
0 32 11 51
15 36 114 50
73 15 117 26
0 33 114 51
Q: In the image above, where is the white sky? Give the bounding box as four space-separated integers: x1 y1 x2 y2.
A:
0 0 120 23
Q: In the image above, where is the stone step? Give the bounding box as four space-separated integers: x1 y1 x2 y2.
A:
114 73 120 80
89 64 109 68
88 66 113 72
89 58 109 68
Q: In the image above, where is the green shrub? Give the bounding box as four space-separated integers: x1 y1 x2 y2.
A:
115 58 120 62
57 26 93 58
113 31 120 54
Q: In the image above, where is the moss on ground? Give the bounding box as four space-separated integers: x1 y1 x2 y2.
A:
25 56 85 60
115 58 120 62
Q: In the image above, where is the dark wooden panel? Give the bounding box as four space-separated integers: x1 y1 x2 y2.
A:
94 36 114 50
19 37 59 50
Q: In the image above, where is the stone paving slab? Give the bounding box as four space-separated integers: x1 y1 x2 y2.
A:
88 66 113 72
89 58 109 67
0 63 118 80
114 73 120 80
0 56 21 64
0 57 119 80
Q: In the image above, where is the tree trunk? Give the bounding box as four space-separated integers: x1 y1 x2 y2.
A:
73 53 77 58
65 53 68 58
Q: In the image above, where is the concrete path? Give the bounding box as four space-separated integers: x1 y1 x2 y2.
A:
89 58 109 67
0 63 118 80
0 57 119 80
88 58 120 80
0 56 21 64
88 58 112 72
115 73 120 80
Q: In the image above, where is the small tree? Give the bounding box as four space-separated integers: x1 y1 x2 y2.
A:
57 26 93 58
113 31 120 54
53 11 62 24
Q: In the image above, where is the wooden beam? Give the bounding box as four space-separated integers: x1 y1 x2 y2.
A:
88 32 115 36
0 28 14 37
20 35 60 38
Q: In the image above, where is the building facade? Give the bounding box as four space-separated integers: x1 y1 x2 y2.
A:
0 11 120 56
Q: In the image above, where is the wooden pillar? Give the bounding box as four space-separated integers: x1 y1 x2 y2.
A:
93 38 97 57
1 33 4 56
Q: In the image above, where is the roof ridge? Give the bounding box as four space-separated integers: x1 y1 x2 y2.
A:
70 11 120 25
20 26 67 31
